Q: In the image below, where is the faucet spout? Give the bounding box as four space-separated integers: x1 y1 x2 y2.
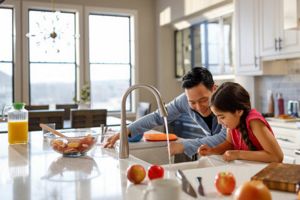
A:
119 84 168 159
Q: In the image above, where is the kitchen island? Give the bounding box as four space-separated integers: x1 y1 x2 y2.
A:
0 131 297 200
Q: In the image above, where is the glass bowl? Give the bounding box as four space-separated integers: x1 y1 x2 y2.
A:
48 129 99 157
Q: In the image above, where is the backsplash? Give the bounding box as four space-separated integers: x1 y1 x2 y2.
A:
255 59 300 115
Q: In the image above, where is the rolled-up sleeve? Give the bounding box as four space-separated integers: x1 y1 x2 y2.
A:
182 129 227 157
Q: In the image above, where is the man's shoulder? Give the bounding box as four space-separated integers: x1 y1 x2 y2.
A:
174 93 187 101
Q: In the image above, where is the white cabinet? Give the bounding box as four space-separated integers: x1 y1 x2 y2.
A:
269 123 300 164
259 0 300 59
235 0 261 75
235 0 293 75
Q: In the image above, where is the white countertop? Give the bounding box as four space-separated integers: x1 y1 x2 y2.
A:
266 118 300 129
0 131 297 200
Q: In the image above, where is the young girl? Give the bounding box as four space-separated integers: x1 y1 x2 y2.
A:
198 82 283 163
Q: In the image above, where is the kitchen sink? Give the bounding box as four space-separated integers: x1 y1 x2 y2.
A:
115 140 173 165
116 139 228 170
163 155 227 171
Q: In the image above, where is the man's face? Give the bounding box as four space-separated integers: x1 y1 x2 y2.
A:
185 83 216 117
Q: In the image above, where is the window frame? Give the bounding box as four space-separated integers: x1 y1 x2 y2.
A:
0 0 21 103
0 6 14 104
174 6 234 78
27 8 78 105
22 1 83 105
85 6 138 113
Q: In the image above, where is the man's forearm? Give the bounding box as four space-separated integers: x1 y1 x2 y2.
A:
182 130 227 158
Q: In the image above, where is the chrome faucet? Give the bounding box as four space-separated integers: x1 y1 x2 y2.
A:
119 84 168 159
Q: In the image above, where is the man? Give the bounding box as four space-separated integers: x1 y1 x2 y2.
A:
104 67 226 158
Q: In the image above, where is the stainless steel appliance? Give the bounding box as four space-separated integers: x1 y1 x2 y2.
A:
287 100 299 117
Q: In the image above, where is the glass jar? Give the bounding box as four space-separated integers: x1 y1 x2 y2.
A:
8 102 28 144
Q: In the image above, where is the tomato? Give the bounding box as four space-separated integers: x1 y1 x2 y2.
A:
148 165 164 180
234 180 271 200
215 171 236 195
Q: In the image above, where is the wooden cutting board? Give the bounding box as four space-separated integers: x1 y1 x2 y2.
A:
251 162 300 192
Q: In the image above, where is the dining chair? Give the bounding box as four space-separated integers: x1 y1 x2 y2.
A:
55 104 78 120
70 109 107 128
28 109 64 131
136 102 151 119
25 105 49 110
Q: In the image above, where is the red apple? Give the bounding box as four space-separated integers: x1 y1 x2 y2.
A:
148 165 164 180
215 171 236 195
234 180 271 200
127 164 146 184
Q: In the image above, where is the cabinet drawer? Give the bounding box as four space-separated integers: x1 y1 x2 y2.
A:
283 155 296 164
271 127 300 145
281 148 297 157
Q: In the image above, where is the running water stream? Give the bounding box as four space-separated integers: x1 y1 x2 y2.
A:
163 117 172 167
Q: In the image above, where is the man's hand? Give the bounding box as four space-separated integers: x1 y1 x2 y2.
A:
103 133 120 148
198 144 212 156
169 142 184 155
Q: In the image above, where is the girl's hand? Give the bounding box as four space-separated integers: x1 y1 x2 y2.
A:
223 150 239 161
198 144 212 156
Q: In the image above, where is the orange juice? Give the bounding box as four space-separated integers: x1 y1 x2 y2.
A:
8 120 28 144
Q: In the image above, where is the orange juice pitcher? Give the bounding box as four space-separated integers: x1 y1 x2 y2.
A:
8 102 28 144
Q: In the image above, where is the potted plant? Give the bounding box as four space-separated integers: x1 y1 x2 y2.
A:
73 84 91 109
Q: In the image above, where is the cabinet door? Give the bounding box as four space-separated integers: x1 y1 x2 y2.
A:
235 0 260 74
259 0 278 57
259 0 300 57
278 0 300 55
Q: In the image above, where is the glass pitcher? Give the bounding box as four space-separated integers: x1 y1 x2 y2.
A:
7 102 29 144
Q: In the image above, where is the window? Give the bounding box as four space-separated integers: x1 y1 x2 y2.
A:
0 7 13 105
175 15 233 76
28 10 77 105
175 29 191 78
89 13 133 112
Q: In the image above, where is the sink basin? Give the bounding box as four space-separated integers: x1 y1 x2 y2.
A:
115 140 173 165
116 139 228 170
163 155 227 171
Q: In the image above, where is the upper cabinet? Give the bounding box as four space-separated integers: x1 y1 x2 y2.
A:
235 0 297 75
235 0 261 75
259 0 300 59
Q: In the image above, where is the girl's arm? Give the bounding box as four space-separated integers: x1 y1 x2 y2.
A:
224 120 283 162
198 128 233 155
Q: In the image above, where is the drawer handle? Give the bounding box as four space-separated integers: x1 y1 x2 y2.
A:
276 137 293 143
295 151 300 155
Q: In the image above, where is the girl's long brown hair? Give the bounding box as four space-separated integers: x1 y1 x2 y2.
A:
210 82 256 150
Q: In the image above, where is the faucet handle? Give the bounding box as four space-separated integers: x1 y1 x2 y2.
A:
158 102 168 117
1 104 10 122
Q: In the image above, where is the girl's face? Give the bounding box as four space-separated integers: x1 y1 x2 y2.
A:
211 106 243 129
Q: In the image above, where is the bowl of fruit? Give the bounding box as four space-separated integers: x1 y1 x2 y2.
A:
48 129 99 157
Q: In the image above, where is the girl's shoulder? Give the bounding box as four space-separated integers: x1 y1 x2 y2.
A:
246 109 265 121
246 109 272 132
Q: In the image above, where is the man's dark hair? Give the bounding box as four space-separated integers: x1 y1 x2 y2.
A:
181 67 214 89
